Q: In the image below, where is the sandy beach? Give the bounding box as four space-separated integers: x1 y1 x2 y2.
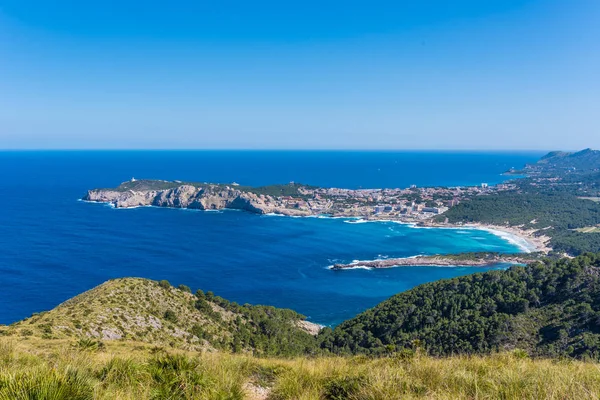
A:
461 223 552 254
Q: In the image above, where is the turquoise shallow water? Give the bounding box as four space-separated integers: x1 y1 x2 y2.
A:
0 150 543 325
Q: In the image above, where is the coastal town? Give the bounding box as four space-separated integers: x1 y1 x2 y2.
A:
85 177 516 224
287 182 517 222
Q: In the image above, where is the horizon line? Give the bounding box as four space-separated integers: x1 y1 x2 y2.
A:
0 148 559 152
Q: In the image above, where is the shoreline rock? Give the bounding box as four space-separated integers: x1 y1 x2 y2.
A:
83 185 312 217
330 254 536 270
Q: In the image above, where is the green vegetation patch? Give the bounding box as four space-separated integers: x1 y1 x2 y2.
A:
322 253 600 360
437 191 600 255
5 277 320 357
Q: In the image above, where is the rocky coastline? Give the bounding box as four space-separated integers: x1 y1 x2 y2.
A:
330 254 536 270
83 183 312 217
83 179 551 254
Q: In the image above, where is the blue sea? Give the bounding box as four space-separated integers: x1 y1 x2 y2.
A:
0 151 543 326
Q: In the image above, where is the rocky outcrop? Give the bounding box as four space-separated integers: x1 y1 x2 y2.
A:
331 255 533 270
83 183 312 216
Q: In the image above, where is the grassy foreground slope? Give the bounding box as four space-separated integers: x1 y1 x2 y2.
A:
324 253 600 359
3 278 320 357
2 338 600 399
5 256 600 397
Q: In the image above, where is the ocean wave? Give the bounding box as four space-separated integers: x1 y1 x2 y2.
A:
327 265 373 270
262 212 303 218
309 215 355 220
343 219 368 224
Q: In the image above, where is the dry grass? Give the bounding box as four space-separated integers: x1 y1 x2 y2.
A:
1 337 600 399
4 278 236 351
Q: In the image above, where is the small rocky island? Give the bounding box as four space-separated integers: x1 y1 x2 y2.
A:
330 253 538 270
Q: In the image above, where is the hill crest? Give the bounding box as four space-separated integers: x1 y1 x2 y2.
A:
4 278 320 356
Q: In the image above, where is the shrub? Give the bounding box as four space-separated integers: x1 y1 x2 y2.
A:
74 338 105 352
324 375 367 400
158 280 171 289
195 298 213 314
163 310 178 323
178 284 192 293
190 324 206 340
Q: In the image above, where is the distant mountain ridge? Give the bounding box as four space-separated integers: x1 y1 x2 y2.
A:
527 148 600 174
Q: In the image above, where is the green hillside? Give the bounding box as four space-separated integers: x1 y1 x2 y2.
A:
3 278 320 357
323 253 600 359
5 255 600 397
437 191 600 255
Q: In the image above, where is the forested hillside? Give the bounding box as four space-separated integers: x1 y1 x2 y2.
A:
437 192 600 255
322 253 600 359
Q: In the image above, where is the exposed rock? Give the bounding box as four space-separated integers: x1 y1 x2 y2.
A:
296 320 323 336
331 254 535 270
84 184 292 215
101 328 123 340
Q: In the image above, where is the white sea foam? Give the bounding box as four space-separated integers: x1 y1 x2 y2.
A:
78 199 115 208
476 227 535 253
404 223 536 253
313 215 353 220
326 265 373 270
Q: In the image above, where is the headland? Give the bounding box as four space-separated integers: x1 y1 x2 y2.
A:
330 252 541 270
83 178 548 254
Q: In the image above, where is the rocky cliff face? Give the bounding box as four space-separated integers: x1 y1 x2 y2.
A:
83 184 311 216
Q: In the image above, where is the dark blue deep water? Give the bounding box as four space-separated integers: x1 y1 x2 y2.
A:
0 151 543 325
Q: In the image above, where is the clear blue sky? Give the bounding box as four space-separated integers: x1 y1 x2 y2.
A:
0 0 598 150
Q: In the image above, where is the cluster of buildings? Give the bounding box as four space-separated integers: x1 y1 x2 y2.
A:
268 182 516 221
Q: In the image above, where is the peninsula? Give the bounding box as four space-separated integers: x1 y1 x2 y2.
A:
83 149 600 257
82 178 502 221
330 253 539 270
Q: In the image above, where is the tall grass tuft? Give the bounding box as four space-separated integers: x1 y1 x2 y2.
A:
2 338 600 399
98 357 146 387
74 338 105 352
0 366 93 400
148 353 213 399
